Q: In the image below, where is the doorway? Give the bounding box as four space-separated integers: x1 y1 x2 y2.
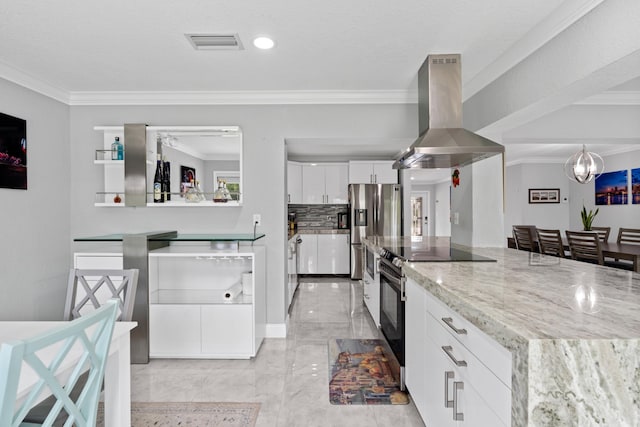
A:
410 191 430 240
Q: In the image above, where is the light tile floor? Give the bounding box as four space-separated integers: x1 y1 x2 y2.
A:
131 277 425 426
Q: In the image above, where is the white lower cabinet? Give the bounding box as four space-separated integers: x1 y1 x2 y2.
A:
317 234 349 274
298 233 349 275
75 245 265 360
362 267 380 326
405 278 512 426
148 245 265 359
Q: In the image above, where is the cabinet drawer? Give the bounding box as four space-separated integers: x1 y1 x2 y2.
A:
425 291 511 386
74 254 123 269
426 311 511 425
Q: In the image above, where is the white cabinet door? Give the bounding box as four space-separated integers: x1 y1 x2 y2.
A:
149 305 201 357
423 334 457 427
201 305 253 356
317 234 349 274
348 161 374 183
287 162 302 204
373 161 398 184
362 269 380 326
297 234 318 274
302 165 325 204
324 164 348 203
405 279 428 419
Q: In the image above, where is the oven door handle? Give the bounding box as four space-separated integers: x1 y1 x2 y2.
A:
382 270 407 301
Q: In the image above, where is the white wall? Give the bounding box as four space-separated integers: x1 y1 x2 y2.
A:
472 155 504 247
568 148 640 240
69 103 416 330
434 181 451 236
504 162 571 238
0 78 71 320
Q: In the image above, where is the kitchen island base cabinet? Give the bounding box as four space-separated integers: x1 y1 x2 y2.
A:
405 278 511 427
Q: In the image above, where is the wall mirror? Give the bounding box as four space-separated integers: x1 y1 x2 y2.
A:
147 126 243 206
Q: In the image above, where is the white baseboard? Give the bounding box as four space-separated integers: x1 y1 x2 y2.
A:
266 323 287 338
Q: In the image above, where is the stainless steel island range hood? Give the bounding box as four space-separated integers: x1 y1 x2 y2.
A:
394 54 504 169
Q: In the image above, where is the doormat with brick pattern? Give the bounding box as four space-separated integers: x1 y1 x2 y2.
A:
328 338 409 405
97 401 260 427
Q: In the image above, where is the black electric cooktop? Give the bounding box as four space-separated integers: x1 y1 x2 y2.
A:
382 244 496 263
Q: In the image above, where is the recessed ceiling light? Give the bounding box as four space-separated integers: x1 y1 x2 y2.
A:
253 36 274 49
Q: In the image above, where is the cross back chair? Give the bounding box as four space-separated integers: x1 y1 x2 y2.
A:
536 228 566 257
512 226 536 252
0 300 119 427
565 231 604 265
64 269 139 322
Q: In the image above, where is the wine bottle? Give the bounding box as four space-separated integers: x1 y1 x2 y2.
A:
153 153 163 203
162 157 171 201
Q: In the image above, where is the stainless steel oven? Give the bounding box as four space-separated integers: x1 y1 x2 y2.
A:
378 255 405 388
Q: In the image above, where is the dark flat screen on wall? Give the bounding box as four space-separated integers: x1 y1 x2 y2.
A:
0 112 27 190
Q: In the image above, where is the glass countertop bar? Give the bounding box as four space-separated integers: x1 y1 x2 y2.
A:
75 232 265 242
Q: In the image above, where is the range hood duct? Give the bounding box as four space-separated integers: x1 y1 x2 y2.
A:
393 54 504 169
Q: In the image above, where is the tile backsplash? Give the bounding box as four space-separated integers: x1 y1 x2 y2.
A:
288 204 348 229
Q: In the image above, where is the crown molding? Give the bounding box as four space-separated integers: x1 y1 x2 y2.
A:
464 0 604 100
68 90 417 106
0 60 69 104
574 90 640 105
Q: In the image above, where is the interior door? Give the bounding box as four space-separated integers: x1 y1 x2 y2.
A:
411 191 430 239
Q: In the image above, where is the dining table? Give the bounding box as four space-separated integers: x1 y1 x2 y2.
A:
0 321 136 427
507 235 640 272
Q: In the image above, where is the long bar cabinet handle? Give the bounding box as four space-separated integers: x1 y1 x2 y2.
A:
442 317 467 335
453 381 464 421
444 371 454 408
442 345 467 367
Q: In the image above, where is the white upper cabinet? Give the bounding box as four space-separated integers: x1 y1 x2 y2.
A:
287 161 302 204
302 163 348 204
348 161 397 184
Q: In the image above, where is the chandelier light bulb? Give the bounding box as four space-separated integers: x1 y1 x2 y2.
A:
564 145 604 184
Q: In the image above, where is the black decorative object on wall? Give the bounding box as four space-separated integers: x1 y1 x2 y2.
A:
0 112 27 190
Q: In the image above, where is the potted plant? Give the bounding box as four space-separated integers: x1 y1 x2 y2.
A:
580 205 599 231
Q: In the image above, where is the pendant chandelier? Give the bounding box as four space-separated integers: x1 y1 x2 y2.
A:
564 145 604 184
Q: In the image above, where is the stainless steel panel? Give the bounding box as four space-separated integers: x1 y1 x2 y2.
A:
376 184 402 237
350 243 364 280
124 123 147 207
123 230 176 364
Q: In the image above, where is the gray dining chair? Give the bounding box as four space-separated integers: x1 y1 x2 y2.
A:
590 226 610 243
565 231 604 265
513 225 536 252
64 269 139 321
608 228 640 270
536 228 567 257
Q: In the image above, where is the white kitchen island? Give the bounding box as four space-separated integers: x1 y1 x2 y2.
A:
401 245 640 427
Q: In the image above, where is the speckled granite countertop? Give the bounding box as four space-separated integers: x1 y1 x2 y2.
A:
397 244 640 427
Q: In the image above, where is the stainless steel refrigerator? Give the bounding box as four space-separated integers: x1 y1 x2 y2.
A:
349 184 402 279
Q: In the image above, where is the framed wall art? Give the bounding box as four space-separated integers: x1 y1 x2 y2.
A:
528 188 560 204
0 112 27 190
595 169 628 205
632 168 640 205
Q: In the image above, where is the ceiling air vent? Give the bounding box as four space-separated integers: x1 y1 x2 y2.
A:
185 34 244 50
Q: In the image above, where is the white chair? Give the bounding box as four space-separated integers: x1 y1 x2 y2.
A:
64 269 139 322
0 300 119 427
